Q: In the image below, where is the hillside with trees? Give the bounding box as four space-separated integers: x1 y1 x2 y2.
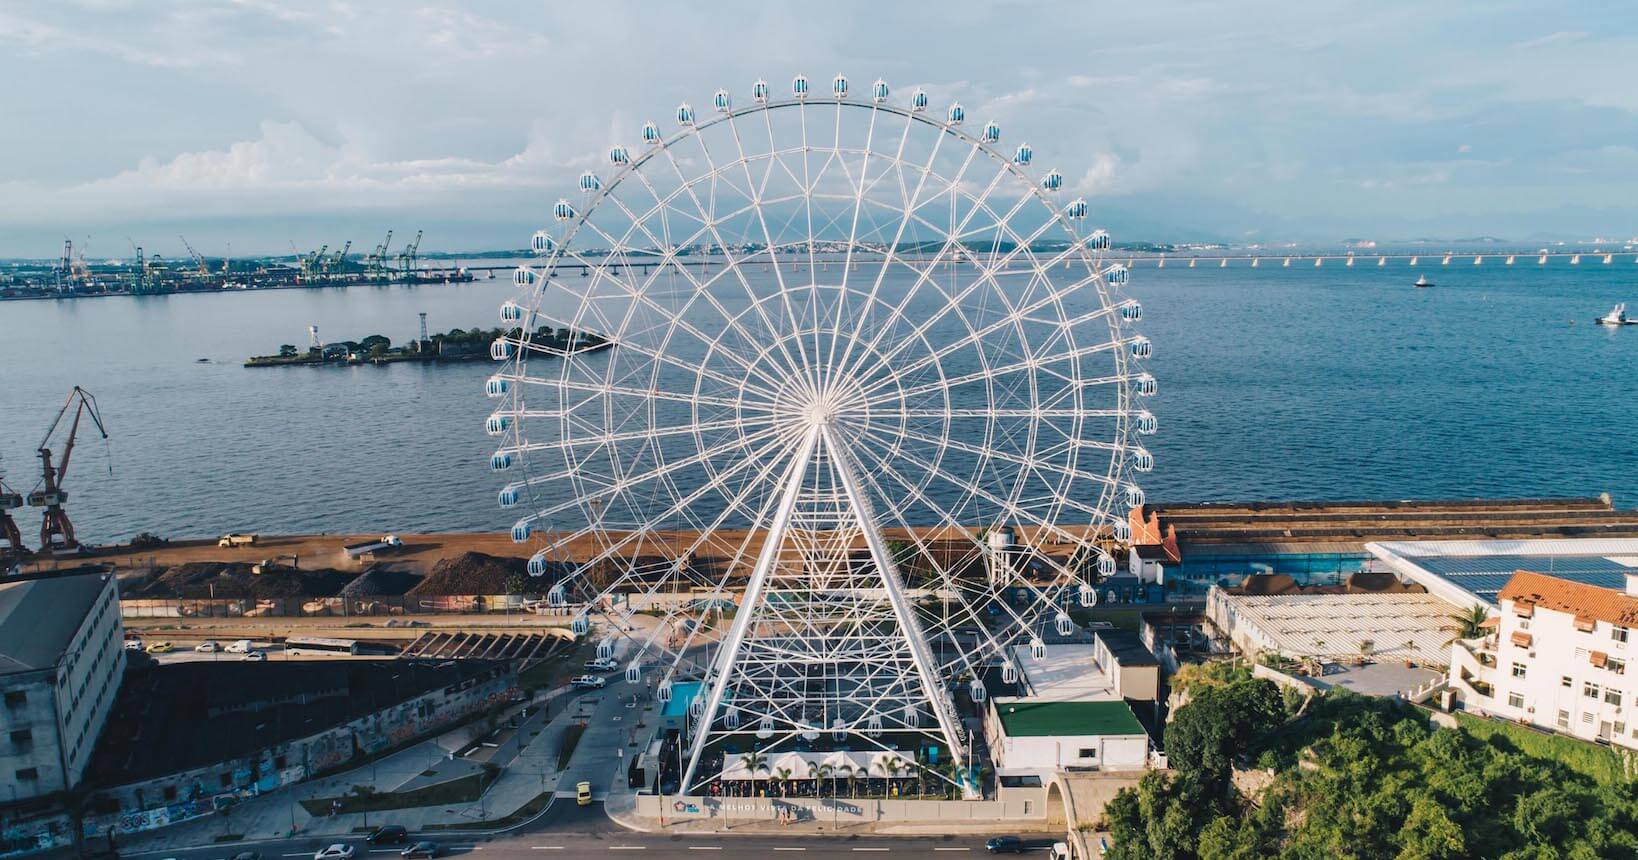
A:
1103 665 1638 859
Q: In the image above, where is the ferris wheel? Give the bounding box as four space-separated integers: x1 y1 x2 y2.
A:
487 74 1155 796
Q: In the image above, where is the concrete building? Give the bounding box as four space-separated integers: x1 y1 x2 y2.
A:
1130 497 1638 596
1448 570 1638 750
1206 587 1458 668
0 568 125 803
1092 631 1160 702
985 699 1149 776
1367 538 1638 607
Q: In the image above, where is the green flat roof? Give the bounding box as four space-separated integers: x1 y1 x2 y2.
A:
995 700 1146 738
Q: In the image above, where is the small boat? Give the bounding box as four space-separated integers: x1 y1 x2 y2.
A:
1413 274 1434 288
1595 303 1636 326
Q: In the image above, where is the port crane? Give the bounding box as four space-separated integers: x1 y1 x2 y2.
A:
396 229 423 278
0 459 25 562
179 235 211 278
322 240 353 278
365 230 394 279
29 386 110 554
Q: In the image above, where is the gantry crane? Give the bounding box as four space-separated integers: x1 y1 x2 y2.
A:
28 386 110 554
365 230 394 280
396 229 423 278
323 240 352 278
0 459 25 562
179 235 211 278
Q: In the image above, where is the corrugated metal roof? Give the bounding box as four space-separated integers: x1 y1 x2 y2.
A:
1215 591 1456 665
0 571 109 675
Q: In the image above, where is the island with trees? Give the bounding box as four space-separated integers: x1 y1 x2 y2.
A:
244 325 609 367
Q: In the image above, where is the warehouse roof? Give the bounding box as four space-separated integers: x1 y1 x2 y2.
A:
993 699 1145 738
0 568 110 675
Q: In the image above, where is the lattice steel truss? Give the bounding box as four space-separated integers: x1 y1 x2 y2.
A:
486 75 1155 796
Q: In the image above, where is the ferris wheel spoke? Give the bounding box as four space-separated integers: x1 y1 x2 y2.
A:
518 420 799 526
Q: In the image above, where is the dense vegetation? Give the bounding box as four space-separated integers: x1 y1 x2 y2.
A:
1104 665 1638 860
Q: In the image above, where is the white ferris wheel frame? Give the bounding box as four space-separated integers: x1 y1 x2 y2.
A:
489 80 1155 797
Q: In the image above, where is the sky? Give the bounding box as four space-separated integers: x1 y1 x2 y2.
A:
1 0 1636 258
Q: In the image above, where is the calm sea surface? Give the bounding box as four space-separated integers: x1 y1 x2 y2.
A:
2 260 1636 542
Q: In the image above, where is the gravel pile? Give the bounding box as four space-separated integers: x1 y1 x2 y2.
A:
408 552 525 596
339 566 423 597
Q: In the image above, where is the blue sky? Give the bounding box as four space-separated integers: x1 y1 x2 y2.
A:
1 0 1635 257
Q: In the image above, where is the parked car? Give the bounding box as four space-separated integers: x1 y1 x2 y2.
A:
366 825 408 845
400 842 439 859
145 642 173 654
985 836 1027 854
195 641 220 653
314 845 355 860
583 658 619 672
576 781 592 806
570 675 606 689
124 639 144 651
242 651 267 662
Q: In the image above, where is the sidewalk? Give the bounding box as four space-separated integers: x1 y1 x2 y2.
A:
122 686 585 853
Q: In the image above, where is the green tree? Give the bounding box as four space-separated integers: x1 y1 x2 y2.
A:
1444 604 1491 643
1165 677 1283 782
277 344 297 357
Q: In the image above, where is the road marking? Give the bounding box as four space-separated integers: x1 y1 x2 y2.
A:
934 850 972 853
773 850 806 853
685 848 721 852
852 850 891 853
608 849 647 852
530 849 564 852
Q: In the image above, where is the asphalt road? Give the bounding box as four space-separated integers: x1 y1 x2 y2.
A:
121 801 1063 860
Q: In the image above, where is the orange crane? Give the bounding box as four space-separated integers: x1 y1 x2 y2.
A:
28 386 109 554
0 461 24 562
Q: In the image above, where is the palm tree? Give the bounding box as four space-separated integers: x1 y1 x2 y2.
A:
816 762 835 797
1445 604 1491 644
741 751 768 796
772 766 793 798
839 763 857 798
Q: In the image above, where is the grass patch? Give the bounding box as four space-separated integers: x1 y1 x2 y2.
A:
519 639 591 693
1068 605 1144 631
299 766 499 816
557 723 587 770
1455 712 1633 787
423 791 554 831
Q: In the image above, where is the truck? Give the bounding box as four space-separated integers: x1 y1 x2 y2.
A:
343 534 403 560
218 533 259 548
225 639 255 654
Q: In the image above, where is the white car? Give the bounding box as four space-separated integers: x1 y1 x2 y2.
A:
583 658 619 672
570 675 606 689
195 641 220 653
124 639 144 651
314 845 355 860
242 650 267 662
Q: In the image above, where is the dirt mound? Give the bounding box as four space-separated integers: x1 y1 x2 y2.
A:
128 562 355 599
340 566 423 597
409 552 526 596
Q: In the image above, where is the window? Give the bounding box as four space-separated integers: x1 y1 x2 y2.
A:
1512 662 1528 679
1575 647 1588 660
1585 682 1601 699
1613 658 1629 676
1557 709 1571 729
1616 626 1631 644
162 786 177 802
1077 748 1099 759
15 768 37 781
1605 688 1623 706
1617 722 1628 737
1583 712 1596 724
8 729 30 746
219 773 232 788
1563 675 1574 688
3 691 25 708
1508 692 1525 708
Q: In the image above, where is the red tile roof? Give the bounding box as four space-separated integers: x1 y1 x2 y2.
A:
1497 570 1638 628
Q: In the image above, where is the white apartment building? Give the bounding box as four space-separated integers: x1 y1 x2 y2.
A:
1448 569 1638 750
0 568 127 802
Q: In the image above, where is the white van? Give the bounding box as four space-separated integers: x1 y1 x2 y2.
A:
225 639 255 654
